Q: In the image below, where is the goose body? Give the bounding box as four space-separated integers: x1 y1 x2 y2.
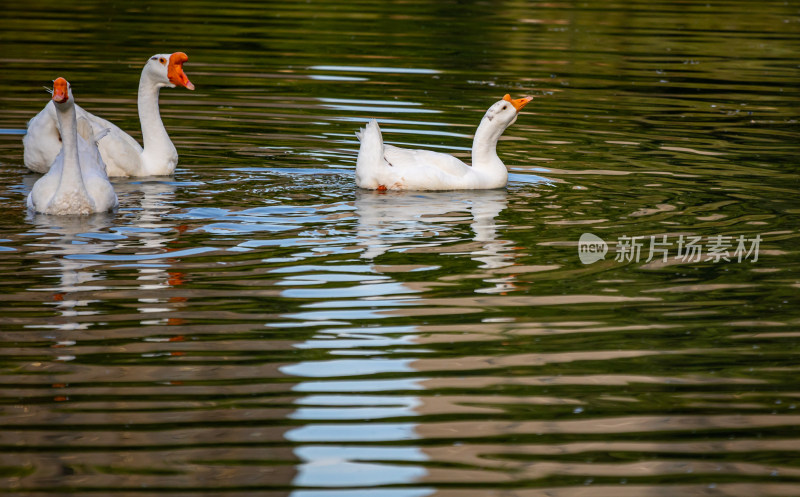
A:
355 94 532 191
23 52 194 177
27 78 118 215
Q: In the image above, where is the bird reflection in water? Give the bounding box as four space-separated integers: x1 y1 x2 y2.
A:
354 188 517 294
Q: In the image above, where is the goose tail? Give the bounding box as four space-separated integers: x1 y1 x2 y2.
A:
355 119 386 189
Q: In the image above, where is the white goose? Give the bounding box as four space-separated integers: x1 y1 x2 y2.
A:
23 52 194 177
355 94 532 191
28 78 118 215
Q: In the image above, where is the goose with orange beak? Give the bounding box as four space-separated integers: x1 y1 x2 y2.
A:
24 52 195 177
28 78 117 215
355 94 532 191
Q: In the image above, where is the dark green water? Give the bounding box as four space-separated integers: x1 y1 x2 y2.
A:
1 1 799 496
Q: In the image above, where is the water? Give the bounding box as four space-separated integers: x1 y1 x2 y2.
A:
1 1 799 495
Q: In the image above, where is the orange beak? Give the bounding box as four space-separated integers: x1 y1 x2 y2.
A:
52 77 69 103
503 94 533 112
168 52 195 90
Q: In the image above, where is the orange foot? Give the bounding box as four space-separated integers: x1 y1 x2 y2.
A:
377 185 388 192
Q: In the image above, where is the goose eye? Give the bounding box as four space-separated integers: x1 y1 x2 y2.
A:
159 57 166 65
502 105 507 110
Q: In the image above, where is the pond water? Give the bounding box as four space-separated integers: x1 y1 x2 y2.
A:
1 1 799 495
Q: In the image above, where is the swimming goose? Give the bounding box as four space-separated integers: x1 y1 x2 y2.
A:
23 52 194 177
27 78 118 215
355 94 532 191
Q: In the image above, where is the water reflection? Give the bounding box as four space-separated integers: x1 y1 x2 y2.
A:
10 176 303 493
26 212 116 328
112 179 188 320
355 189 513 269
278 190 515 493
113 178 179 233
284 365 430 492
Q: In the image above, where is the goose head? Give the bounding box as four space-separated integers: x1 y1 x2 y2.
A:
483 94 533 128
144 52 195 90
51 77 74 107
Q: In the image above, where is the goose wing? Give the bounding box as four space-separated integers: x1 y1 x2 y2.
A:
383 144 471 177
76 107 143 177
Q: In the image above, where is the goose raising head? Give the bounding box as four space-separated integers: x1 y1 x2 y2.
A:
354 93 534 191
483 94 533 126
145 52 195 90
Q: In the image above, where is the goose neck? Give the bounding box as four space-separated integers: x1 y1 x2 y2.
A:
55 102 82 180
138 73 172 155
